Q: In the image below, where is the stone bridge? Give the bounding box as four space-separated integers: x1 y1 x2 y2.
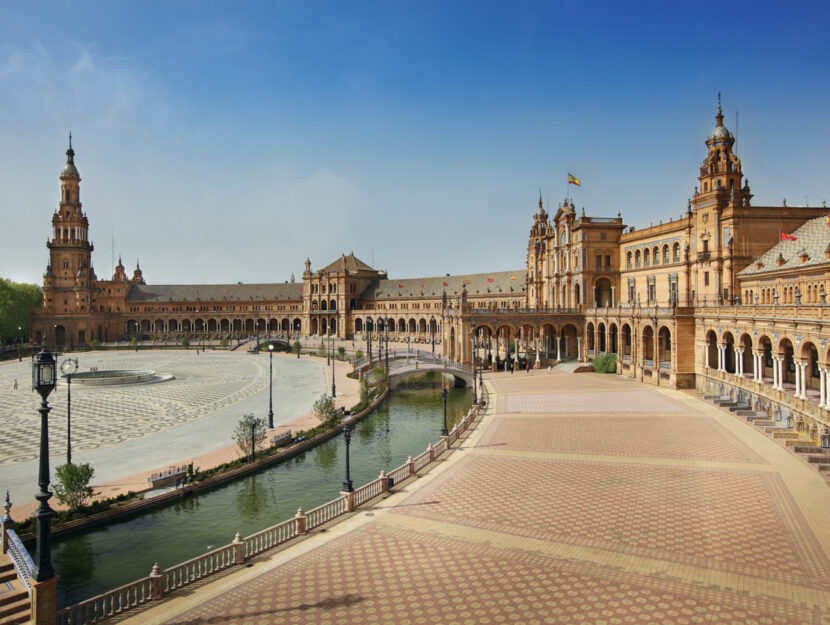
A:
387 359 474 389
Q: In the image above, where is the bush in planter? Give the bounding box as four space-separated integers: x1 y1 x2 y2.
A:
337 346 345 360
89 339 100 350
354 349 363 361
592 353 617 373
182 337 190 348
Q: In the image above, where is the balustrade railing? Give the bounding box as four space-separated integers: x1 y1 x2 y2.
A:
56 578 153 624
163 544 237 592
57 396 486 624
5 528 33 595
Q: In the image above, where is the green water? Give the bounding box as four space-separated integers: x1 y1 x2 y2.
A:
50 374 472 609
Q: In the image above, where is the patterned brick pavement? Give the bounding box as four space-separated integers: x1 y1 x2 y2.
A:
476 414 766 463
500 389 687 414
393 454 830 588
162 525 830 625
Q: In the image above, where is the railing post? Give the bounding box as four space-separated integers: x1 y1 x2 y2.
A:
379 470 388 494
296 507 306 535
30 577 58 625
232 532 245 565
428 442 435 461
340 491 355 513
407 455 415 476
149 563 164 600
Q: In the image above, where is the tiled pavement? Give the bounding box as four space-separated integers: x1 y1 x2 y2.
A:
118 370 830 625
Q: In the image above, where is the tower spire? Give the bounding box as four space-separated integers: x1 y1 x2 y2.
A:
716 92 724 127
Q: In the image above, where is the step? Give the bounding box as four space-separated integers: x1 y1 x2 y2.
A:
752 421 776 428
0 569 14 585
785 439 814 448
744 414 770 422
805 454 830 464
817 464 830 472
0 590 29 624
735 410 758 417
793 445 822 454
771 431 800 439
728 405 751 413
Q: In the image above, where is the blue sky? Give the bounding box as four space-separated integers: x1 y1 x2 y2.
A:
2 1 829 285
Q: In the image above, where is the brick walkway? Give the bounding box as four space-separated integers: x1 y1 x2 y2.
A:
119 370 830 625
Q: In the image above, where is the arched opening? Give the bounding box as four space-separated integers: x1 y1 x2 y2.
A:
658 326 671 369
594 278 612 307
598 322 607 353
182 319 192 333
244 319 254 333
321 318 328 335
586 322 595 353
560 324 578 360
642 326 654 366
293 318 302 332
419 319 427 334
330 318 337 335
194 319 205 333
779 338 795 387
705 330 717 369
574 283 581 306
311 318 318 335
800 341 820 396
220 319 229 333
398 318 406 335
366 318 374 332
330 299 337 311
723 332 735 374
758 335 773 382
621 324 632 359
408 318 416 333
54 324 66 347
354 318 363 333
141 319 152 332
311 300 318 311
740 334 753 377
609 323 618 354
321 300 328 311
449 327 456 361
208 319 218 332
169 319 179 332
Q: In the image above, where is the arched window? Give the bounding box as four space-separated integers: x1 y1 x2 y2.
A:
644 248 650 266
635 250 641 267
663 245 669 263
672 243 680 262
627 252 632 269
653 246 659 264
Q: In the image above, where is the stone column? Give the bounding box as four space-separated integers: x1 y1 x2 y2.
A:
735 349 743 376
577 336 582 362
610 286 616 307
820 368 827 408
794 361 802 397
800 362 809 399
556 336 561 361
704 344 710 369
717 345 724 372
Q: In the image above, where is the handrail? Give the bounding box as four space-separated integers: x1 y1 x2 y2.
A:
5 528 33 595
58 395 488 624
56 577 153 624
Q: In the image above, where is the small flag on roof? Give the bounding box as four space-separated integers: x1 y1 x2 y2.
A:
568 173 581 186
465 279 471 284
487 278 494 282
510 276 517 280
780 230 797 241
398 284 404 288
443 282 448 287
825 214 830 227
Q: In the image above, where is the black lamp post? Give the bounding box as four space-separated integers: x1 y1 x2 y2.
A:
53 324 57 350
367 328 372 361
31 343 57 582
268 343 274 428
342 424 353 492
17 326 23 361
135 322 139 351
250 419 256 463
431 318 435 356
331 338 337 398
327 335 331 365
385 318 390 369
61 358 78 464
441 385 449 436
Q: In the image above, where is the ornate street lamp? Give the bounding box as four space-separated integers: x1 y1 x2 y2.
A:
471 320 477 404
331 337 336 398
268 343 274 429
17 326 23 361
441 384 449 436
342 424 353 492
385 317 390 369
60 357 78 464
31 344 57 582
431 317 435 356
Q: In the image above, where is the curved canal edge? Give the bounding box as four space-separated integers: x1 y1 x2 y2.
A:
19 386 392 546
56 386 487 625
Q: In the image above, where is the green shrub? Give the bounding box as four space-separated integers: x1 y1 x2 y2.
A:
354 349 363 361
220 337 228 347
592 353 617 374
89 339 100 350
337 346 345 360
294 340 301 355
129 337 137 346
313 394 336 425
317 341 327 358
54 463 95 512
182 337 190 348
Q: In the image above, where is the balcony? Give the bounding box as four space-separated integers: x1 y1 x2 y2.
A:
697 250 710 262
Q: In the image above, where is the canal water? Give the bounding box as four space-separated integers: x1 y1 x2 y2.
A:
49 373 472 609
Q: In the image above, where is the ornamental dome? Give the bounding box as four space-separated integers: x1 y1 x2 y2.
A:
61 135 80 179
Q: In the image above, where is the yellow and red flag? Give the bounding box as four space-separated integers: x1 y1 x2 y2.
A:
780 230 797 241
825 214 830 227
568 173 581 187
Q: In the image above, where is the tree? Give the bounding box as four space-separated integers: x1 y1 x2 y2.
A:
233 414 268 461
337 346 345 360
313 394 336 425
0 278 42 346
89 339 100 350
220 337 228 347
182 337 190 348
360 377 370 405
53 463 95 512
293 340 301 355
354 349 363 361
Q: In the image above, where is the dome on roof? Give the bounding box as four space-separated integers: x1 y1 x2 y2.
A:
61 144 80 179
710 125 732 141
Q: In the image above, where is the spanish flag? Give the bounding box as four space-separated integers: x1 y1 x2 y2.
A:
510 275 516 280
443 282 449 287
487 278 494 282
825 214 830 227
568 173 581 187
780 230 797 241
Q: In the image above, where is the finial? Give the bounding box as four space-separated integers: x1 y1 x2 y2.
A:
69 131 72 149
538 189 543 208
717 91 722 114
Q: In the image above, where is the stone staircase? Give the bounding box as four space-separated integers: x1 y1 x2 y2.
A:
703 394 830 479
0 554 28 625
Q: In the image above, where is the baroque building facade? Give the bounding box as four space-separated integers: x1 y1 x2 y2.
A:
30 103 830 441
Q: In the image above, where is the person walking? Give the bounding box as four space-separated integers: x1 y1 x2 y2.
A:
13 379 18 390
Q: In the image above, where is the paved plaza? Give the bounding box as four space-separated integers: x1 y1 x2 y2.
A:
0 350 328 511
116 369 830 625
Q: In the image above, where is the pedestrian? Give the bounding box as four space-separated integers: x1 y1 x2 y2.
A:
547 365 552 374
526 361 530 373
13 379 18 390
